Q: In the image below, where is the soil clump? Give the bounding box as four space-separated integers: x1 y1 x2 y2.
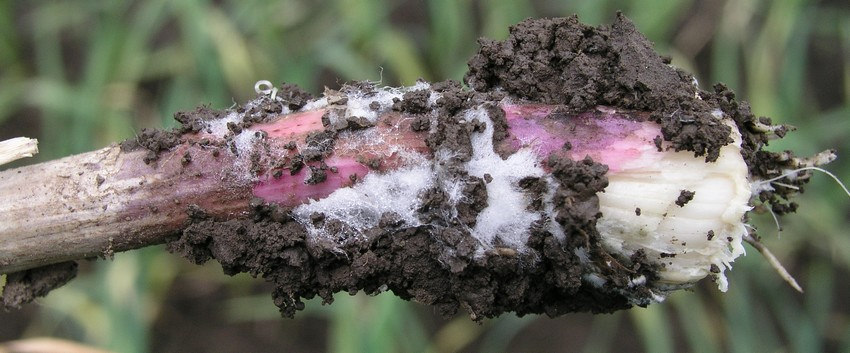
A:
2 261 78 310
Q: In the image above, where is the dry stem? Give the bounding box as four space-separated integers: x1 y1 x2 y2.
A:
0 143 252 274
0 137 38 166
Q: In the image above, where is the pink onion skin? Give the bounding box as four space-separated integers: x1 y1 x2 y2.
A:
252 156 370 206
501 104 663 174
247 104 667 206
248 109 430 206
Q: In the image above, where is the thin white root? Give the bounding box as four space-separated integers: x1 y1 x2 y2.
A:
751 150 848 200
0 137 39 167
743 234 803 293
760 165 850 199
766 204 783 239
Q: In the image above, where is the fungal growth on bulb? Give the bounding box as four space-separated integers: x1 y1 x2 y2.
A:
158 14 832 318
3 13 834 318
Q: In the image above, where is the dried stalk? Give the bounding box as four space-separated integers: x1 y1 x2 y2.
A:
0 142 252 274
0 137 38 166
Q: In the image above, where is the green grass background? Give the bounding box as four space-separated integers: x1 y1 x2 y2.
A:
1 0 849 351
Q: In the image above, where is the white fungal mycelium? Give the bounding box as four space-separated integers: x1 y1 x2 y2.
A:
289 83 441 240
461 107 546 251
291 102 549 253
294 164 435 240
315 80 440 126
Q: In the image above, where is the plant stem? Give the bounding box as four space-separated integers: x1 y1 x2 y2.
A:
0 142 252 274
0 137 38 166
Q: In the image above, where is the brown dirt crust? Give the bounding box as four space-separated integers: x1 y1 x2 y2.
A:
277 83 315 111
2 261 78 310
395 89 431 114
168 169 659 320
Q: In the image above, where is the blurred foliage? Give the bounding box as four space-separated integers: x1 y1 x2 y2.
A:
1 0 849 352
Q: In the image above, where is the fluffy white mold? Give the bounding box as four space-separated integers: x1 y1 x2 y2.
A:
461 107 545 251
293 164 434 239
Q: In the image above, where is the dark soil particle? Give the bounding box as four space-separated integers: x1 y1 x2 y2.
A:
433 80 469 114
2 261 78 310
483 103 509 147
346 116 374 130
227 121 242 134
410 116 430 132
181 151 192 166
452 176 489 227
302 131 336 161
356 156 382 170
395 89 430 114
277 83 315 111
635 208 641 216
289 154 304 175
132 128 182 164
174 107 218 134
304 166 327 185
675 190 695 207
546 155 609 236
518 177 547 211
426 112 474 162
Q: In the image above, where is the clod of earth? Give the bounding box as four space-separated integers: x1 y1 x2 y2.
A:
0 13 835 319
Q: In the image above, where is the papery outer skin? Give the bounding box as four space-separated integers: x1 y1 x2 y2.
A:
245 100 751 290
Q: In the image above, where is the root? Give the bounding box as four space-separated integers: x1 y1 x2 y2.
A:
742 234 803 293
